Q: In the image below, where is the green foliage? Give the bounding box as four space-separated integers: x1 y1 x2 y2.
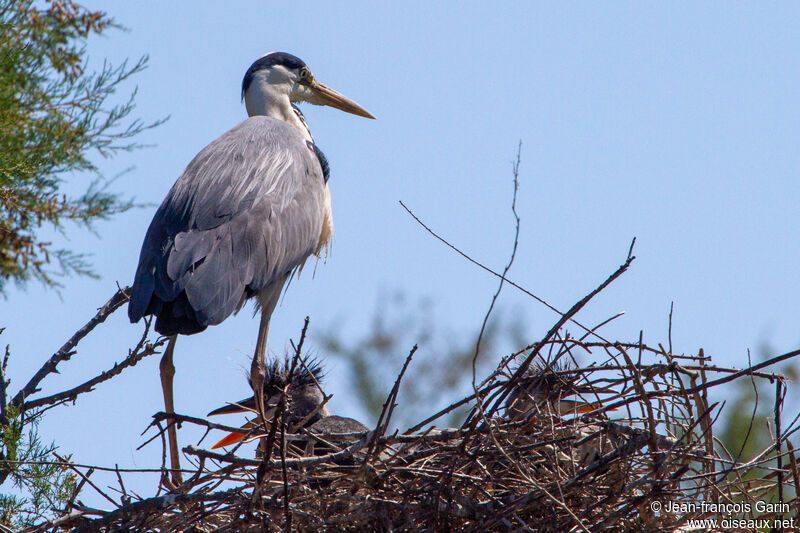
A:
0 1 154 523
0 405 76 529
0 0 161 292
720 341 799 465
318 291 529 430
714 340 800 511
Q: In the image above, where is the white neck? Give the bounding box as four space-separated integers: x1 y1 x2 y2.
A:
244 79 313 142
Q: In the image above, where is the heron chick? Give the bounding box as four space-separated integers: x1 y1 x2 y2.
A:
128 52 374 485
506 362 614 419
208 356 368 456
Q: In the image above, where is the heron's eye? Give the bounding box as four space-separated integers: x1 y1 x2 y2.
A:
299 68 313 82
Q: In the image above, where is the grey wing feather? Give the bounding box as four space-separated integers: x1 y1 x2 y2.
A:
128 116 327 335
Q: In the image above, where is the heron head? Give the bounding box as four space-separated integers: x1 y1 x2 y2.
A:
207 356 329 449
506 362 616 418
242 52 375 119
207 356 328 420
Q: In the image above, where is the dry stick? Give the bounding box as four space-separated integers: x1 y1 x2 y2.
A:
531 340 785 381
365 345 417 462
0 457 197 475
467 145 522 474
114 464 129 506
578 312 626 343
65 465 93 514
263 319 309 458
480 237 636 422
687 355 714 478
0 341 8 425
71 487 246 533
472 142 521 388
775 379 785 524
280 347 306 533
398 202 621 348
279 395 291 533
615 340 659 456
436 241 635 527
20 510 91 533
407 353 783 435
585 347 800 419
52 453 119 509
254 392 285 483
153 420 171 493
252 319 310 510
786 441 800 519
23 323 165 410
11 286 130 408
184 431 374 468
696 348 715 497
736 353 762 482
149 412 253 438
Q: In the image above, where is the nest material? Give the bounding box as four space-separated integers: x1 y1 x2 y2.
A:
32 338 800 533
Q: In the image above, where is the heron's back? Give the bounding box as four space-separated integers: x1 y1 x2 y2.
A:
128 116 330 336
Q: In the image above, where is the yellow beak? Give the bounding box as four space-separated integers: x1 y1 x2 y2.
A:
310 81 375 119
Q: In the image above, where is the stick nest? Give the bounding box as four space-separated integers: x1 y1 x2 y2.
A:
35 333 800 533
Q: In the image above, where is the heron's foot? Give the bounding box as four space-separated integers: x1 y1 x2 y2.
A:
160 469 183 492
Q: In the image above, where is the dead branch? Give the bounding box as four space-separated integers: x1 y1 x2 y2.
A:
11 287 131 408
22 319 165 411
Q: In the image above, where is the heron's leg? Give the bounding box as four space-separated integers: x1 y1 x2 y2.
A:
250 277 288 457
159 335 183 486
250 309 271 455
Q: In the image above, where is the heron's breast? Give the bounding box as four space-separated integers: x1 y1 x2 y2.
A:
315 184 333 257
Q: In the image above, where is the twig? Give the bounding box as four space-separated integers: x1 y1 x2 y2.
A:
590 347 800 416
0 341 8 425
365 345 417 461
775 379 785 520
72 487 246 532
11 287 130 408
398 204 620 347
184 431 374 467
480 238 636 422
22 322 165 410
472 142 522 385
53 453 119 509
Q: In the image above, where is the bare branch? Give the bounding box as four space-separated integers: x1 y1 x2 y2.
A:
11 287 131 408
22 320 165 411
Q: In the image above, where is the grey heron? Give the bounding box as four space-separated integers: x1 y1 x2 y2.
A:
208 356 368 457
128 52 374 485
505 363 614 419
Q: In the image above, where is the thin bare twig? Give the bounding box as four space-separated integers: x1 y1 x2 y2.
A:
23 321 165 410
366 345 418 461
472 142 522 385
11 287 130 408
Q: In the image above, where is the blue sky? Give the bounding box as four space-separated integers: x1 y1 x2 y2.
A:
3 2 800 505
